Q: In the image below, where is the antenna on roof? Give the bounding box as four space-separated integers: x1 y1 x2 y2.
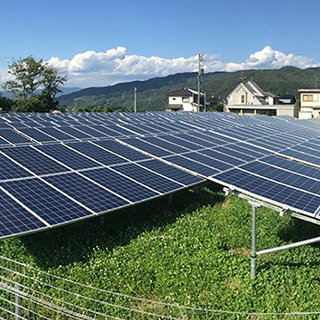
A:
239 72 246 83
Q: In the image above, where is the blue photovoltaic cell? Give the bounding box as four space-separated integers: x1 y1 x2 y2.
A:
120 138 172 157
181 152 233 172
72 125 109 138
213 168 320 215
17 128 57 143
0 128 32 144
1 146 70 176
222 143 267 159
0 153 32 180
159 135 205 150
88 125 121 137
240 161 320 194
248 139 284 152
235 142 270 155
117 123 150 135
202 149 245 167
58 126 95 140
261 155 320 180
92 140 149 162
44 173 130 213
210 146 256 162
0 190 46 238
34 144 101 170
279 149 320 167
104 125 136 136
67 141 131 166
139 159 204 186
38 127 78 141
174 133 217 148
164 154 220 176
1 178 92 225
140 136 190 154
82 167 159 202
292 145 320 157
111 162 183 194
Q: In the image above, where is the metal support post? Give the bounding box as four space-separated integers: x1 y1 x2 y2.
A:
15 282 20 320
249 202 258 279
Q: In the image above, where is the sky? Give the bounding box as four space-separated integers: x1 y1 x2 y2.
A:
1 0 320 89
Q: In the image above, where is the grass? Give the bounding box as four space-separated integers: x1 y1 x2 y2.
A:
1 182 320 313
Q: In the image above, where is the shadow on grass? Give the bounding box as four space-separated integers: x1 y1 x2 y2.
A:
19 182 225 269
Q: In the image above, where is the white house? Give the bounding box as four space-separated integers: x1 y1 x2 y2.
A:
165 88 204 112
225 80 298 117
298 89 320 118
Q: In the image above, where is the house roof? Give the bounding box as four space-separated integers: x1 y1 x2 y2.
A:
166 88 204 97
165 104 183 110
166 89 192 97
207 97 220 104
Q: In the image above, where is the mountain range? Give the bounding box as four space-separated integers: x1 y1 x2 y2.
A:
4 66 320 112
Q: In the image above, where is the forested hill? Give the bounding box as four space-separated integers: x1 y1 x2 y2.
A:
57 66 320 112
57 72 199 101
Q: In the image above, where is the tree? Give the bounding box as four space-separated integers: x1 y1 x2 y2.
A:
2 56 67 112
0 93 13 112
215 102 224 112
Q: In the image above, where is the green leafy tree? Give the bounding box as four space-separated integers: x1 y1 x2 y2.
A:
2 56 67 112
0 93 13 112
215 102 224 112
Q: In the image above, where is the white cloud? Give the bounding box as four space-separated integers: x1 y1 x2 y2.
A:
2 46 320 88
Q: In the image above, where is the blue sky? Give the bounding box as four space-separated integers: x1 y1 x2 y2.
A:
1 0 320 88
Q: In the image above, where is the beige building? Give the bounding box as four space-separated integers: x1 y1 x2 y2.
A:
225 80 298 117
165 88 205 112
298 89 320 118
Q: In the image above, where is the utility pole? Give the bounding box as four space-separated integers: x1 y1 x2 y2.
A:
133 87 137 113
197 54 204 112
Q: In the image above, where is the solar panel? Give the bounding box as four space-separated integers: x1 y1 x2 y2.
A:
0 128 32 144
201 149 245 167
17 128 57 143
0 189 46 238
163 154 220 176
38 127 78 142
58 126 96 140
0 153 33 180
120 137 172 157
93 140 149 162
1 146 70 175
139 136 190 154
111 162 184 194
34 144 102 170
67 141 132 166
43 173 130 213
1 178 93 225
212 168 320 216
139 159 204 186
82 167 160 202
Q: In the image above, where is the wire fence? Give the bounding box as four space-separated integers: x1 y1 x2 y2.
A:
0 255 320 320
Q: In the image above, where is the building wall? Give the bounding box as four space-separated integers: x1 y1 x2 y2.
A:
168 96 194 112
227 86 263 105
299 90 320 118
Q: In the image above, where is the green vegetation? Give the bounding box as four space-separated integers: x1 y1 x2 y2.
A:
57 66 320 112
1 56 67 112
1 183 320 313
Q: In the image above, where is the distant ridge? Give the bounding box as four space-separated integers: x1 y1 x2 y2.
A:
55 67 320 112
57 72 198 101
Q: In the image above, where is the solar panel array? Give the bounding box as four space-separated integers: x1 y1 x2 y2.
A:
1 111 320 239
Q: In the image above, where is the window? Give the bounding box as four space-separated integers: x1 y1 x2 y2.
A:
182 97 190 103
303 95 314 101
241 95 245 103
